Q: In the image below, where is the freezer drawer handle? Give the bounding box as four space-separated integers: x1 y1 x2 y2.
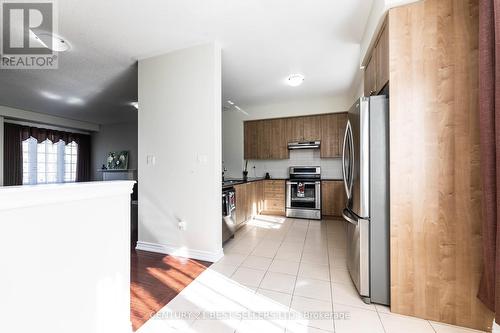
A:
342 208 359 226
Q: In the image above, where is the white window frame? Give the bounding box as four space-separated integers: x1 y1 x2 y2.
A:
22 138 78 185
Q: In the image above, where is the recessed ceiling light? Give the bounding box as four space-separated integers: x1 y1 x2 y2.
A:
34 33 71 52
67 97 84 105
131 102 139 109
286 74 305 87
40 91 61 100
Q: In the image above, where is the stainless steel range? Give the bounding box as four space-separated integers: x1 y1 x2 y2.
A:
286 166 321 220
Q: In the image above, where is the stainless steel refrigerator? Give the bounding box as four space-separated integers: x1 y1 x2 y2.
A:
341 96 390 305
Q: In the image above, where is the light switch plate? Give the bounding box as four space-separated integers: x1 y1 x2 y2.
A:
197 154 208 165
146 155 156 166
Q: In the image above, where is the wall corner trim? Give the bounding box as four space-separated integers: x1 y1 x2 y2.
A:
136 241 224 262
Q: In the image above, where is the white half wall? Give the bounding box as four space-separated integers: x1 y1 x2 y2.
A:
0 181 135 333
138 43 222 262
0 116 3 186
223 96 351 179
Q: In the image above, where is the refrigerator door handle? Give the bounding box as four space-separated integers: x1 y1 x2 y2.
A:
342 121 352 200
348 121 355 195
342 208 359 226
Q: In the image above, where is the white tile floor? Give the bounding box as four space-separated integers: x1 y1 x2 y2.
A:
137 216 487 333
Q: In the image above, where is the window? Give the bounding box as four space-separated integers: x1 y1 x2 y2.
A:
64 142 78 182
22 138 78 185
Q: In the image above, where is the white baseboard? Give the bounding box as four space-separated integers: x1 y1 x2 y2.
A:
136 241 224 262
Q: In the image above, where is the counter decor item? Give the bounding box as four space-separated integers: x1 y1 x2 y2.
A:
243 160 248 181
106 151 129 170
265 172 270 179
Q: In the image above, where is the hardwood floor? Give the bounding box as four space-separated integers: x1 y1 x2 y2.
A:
130 250 211 331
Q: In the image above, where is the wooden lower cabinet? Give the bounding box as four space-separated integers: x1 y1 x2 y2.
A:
234 184 248 226
321 180 346 218
262 180 286 216
235 181 262 226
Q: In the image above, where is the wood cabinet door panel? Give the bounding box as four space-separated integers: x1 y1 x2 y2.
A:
244 121 258 160
263 180 285 214
234 184 247 225
337 113 348 156
331 181 346 217
320 113 347 158
320 114 338 158
256 120 271 159
364 55 377 96
376 23 389 92
286 117 304 142
321 181 346 217
269 118 288 159
303 116 321 141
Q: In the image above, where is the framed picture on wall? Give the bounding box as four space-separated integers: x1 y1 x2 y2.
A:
106 151 129 170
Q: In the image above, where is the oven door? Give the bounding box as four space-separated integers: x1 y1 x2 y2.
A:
286 181 321 209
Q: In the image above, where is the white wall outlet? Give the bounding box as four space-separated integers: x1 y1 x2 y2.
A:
178 220 187 231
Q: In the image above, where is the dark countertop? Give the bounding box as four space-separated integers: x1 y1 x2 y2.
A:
222 177 284 189
222 177 342 189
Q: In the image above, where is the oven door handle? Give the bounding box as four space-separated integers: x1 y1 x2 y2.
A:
286 181 320 185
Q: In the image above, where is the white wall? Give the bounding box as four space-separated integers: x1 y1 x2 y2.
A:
0 181 134 333
0 105 99 132
91 120 138 181
137 43 222 262
0 116 3 186
223 96 351 179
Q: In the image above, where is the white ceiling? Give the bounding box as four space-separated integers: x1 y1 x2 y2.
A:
0 0 373 124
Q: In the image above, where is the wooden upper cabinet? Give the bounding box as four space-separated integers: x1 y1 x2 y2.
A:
269 118 288 160
364 55 377 96
364 20 389 96
285 117 304 142
256 120 271 159
244 113 347 160
244 121 258 159
376 23 389 92
320 114 339 158
320 113 348 158
303 116 321 141
337 113 348 154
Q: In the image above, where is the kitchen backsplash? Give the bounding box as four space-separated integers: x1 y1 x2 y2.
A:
246 149 342 179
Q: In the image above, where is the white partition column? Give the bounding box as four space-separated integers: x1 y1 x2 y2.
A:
137 42 222 261
0 116 3 186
